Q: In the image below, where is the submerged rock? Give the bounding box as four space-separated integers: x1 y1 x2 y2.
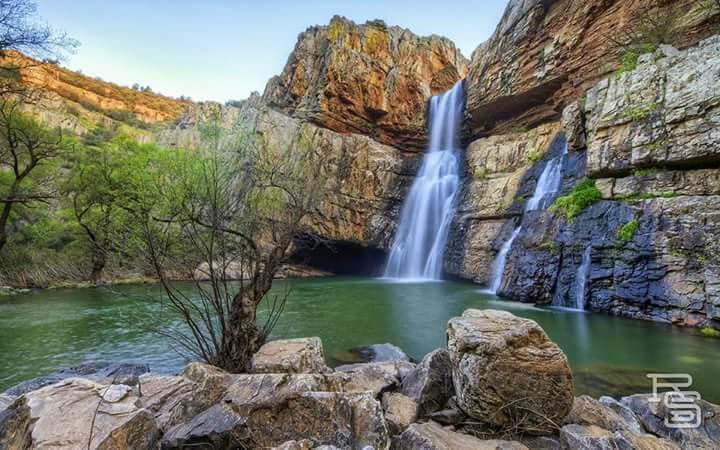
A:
394 421 529 450
3 361 150 397
400 348 454 417
447 309 574 433
335 342 411 365
252 337 330 374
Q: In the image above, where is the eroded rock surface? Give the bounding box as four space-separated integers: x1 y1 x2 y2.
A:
447 309 574 433
252 337 330 374
263 15 468 151
400 348 454 417
394 421 529 450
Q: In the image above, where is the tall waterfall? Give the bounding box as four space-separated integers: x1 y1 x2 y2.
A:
384 81 465 280
487 144 567 294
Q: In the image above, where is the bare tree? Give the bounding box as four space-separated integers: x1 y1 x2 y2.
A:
0 97 65 251
0 0 77 58
132 108 328 372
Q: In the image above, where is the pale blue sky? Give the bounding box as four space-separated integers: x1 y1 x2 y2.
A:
35 1 508 102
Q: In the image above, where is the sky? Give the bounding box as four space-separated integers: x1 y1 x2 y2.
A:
35 1 508 102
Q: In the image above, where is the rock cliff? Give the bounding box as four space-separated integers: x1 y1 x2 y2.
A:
464 0 720 139
448 36 720 328
263 15 468 151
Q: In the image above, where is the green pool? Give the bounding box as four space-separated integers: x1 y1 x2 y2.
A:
1 277 718 402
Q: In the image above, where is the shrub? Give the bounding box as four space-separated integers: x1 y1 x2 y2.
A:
701 327 720 339
618 219 639 242
528 149 542 163
550 180 602 220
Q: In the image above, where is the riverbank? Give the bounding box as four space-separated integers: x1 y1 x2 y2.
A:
1 309 717 449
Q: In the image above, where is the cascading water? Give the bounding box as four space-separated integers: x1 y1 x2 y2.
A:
574 247 592 310
525 143 567 211
487 143 567 294
384 81 464 280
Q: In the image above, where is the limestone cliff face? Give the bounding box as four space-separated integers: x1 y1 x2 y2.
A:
464 0 720 139
160 98 418 250
262 16 468 152
448 36 720 328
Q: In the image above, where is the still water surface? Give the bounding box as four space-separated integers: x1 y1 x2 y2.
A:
1 277 717 401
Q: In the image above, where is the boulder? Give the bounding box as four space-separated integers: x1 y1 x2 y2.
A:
564 395 643 434
446 309 574 433
598 396 644 435
559 424 679 450
381 392 417 435
163 373 390 449
252 337 330 374
621 393 720 449
339 343 411 364
400 349 454 417
394 421 529 450
335 360 416 382
328 363 400 397
3 361 150 396
1 378 159 449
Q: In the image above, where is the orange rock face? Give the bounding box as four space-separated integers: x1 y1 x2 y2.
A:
465 0 720 140
262 16 468 152
3 52 189 124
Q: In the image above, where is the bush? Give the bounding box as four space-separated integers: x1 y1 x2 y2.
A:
701 327 720 339
528 149 542 163
550 180 602 220
618 219 639 242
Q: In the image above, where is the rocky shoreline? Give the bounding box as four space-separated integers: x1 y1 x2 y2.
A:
1 310 716 449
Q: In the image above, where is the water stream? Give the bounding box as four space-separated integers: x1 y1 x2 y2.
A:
488 146 567 293
574 246 592 310
384 81 464 280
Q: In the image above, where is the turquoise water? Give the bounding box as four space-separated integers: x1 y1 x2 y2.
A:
1 277 718 401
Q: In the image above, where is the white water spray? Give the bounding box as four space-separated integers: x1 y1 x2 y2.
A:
384 81 465 280
574 247 592 310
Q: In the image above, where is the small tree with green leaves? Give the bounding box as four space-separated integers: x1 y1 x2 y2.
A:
0 98 65 252
130 109 328 372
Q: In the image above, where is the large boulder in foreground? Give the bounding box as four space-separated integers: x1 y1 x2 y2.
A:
394 421 528 450
251 337 330 374
0 378 158 449
400 348 454 417
447 309 573 433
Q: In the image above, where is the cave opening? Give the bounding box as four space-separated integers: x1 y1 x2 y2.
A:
290 235 388 276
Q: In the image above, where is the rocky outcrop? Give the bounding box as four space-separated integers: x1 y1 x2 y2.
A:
3 314 718 449
263 16 468 152
446 309 574 433
464 0 720 139
251 337 330 374
160 99 417 252
394 422 529 450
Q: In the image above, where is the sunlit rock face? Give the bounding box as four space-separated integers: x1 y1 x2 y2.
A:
262 15 468 152
464 0 720 139
159 99 419 251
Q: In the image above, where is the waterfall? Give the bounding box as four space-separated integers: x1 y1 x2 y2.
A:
488 226 521 293
487 143 568 293
384 81 464 280
526 143 568 211
574 247 592 310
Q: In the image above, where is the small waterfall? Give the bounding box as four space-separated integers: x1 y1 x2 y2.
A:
489 226 521 293
384 81 465 280
525 143 568 211
487 143 568 294
574 247 592 310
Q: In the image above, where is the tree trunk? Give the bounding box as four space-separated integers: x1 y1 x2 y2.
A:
90 249 106 285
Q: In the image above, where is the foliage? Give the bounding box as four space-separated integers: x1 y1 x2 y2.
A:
527 149 542 164
128 109 328 372
701 327 720 339
549 179 602 220
617 191 678 202
539 240 558 255
0 98 67 251
623 103 657 122
617 219 639 243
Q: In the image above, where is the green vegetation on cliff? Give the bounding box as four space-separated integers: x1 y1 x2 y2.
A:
550 180 602 220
